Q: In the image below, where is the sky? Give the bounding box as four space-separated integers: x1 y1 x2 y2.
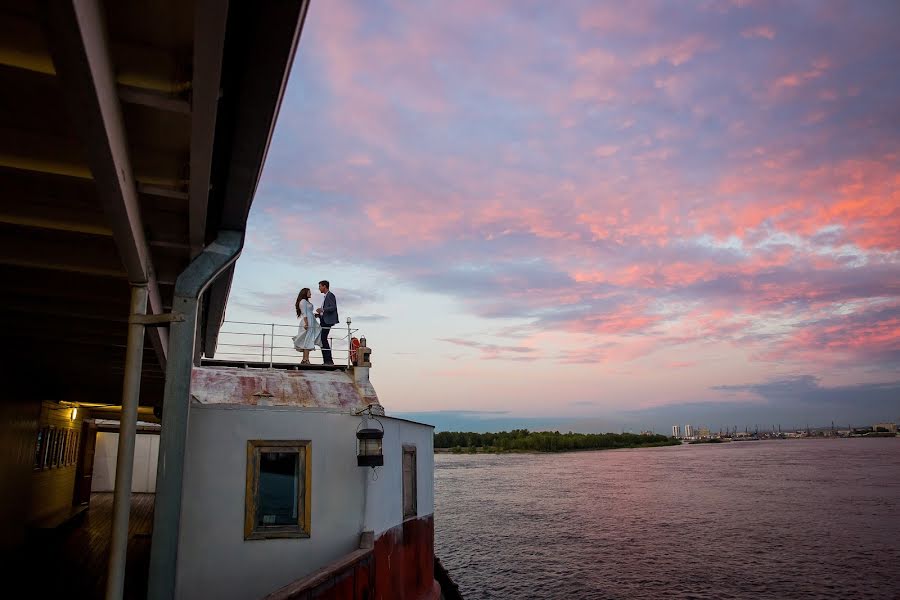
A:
224 0 900 433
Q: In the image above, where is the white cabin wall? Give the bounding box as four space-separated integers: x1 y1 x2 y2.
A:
175 406 434 600
366 419 435 536
176 406 366 600
91 432 158 493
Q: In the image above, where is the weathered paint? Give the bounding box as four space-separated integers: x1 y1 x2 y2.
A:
264 516 439 600
373 515 441 600
176 404 434 600
190 366 380 411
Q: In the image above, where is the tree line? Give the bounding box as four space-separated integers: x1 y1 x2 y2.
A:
433 429 677 453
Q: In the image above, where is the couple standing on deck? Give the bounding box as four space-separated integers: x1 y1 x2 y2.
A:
293 280 339 365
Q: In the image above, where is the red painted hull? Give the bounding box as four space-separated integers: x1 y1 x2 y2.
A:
373 515 441 600
265 514 440 600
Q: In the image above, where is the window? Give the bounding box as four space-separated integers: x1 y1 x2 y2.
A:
402 445 417 519
55 430 66 466
49 428 60 468
33 428 44 470
245 440 311 540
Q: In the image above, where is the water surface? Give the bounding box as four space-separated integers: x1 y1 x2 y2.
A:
434 439 900 599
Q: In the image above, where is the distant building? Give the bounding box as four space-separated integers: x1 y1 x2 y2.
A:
672 425 681 438
874 422 897 433
699 427 710 438
685 424 694 438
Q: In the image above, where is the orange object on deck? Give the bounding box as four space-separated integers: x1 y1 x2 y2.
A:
350 337 361 365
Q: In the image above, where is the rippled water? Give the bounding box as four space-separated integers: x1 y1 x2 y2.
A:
434 439 900 599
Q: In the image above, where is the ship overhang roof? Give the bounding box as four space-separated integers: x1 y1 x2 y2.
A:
0 1 310 406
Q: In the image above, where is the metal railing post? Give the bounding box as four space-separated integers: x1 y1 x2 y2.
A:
214 320 360 365
105 284 148 600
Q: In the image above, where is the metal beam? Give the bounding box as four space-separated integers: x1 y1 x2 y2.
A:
149 230 243 600
118 85 191 114
137 183 189 201
189 0 229 257
41 0 168 371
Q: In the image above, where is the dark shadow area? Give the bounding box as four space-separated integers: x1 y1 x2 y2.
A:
12 493 153 599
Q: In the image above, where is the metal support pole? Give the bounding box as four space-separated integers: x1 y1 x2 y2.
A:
105 284 149 600
262 334 266 362
270 322 275 368
148 231 242 600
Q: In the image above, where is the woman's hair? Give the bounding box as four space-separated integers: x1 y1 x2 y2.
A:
295 287 311 317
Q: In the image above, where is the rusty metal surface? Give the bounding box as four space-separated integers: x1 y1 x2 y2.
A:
190 366 380 411
262 515 439 600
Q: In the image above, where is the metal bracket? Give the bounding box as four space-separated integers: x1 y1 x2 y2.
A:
129 312 185 327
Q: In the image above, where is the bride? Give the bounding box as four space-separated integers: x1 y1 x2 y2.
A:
292 287 321 364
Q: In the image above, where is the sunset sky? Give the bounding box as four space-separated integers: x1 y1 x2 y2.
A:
224 0 899 432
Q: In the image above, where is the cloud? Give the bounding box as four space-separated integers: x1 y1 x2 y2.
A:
713 375 900 416
440 338 539 361
391 411 556 433
625 376 900 431
351 314 389 322
245 0 900 395
741 25 775 40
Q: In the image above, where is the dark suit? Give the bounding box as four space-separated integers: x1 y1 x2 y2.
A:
319 290 338 364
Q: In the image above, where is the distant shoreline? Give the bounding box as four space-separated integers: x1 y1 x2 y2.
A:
434 441 680 454
435 435 899 453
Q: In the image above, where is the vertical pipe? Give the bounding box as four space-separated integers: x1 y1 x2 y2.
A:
105 284 149 600
270 322 275 368
148 231 242 600
262 334 266 362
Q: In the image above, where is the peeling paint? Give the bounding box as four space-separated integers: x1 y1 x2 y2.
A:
190 366 381 411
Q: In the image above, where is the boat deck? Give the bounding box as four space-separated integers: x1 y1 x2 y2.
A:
19 493 153 599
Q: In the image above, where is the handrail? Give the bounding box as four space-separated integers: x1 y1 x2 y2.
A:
214 319 361 367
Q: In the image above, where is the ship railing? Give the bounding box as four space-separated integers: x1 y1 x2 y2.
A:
212 319 361 368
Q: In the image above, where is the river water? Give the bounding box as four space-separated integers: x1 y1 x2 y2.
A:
434 439 900 599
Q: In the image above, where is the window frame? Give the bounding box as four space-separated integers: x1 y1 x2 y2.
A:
244 440 312 540
402 444 417 520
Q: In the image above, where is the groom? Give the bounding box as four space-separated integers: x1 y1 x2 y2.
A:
316 280 338 365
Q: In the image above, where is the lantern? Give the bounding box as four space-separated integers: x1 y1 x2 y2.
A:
356 422 384 467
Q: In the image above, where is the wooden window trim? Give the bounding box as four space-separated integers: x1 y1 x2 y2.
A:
402 444 417 520
56 430 66 467
245 440 311 540
50 427 60 468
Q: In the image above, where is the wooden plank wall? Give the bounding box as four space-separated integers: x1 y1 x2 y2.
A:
0 395 41 553
28 401 82 522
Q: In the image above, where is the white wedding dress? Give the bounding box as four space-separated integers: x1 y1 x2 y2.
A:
292 299 322 351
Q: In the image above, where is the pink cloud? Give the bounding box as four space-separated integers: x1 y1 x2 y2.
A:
741 25 776 40
594 145 620 158
252 0 900 383
771 58 831 92
637 35 715 67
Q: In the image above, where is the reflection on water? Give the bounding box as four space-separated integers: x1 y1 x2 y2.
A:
435 439 900 599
